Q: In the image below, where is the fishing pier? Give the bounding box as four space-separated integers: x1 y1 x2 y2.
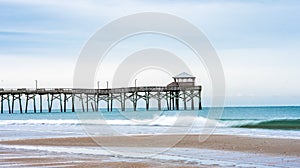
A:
0 73 202 114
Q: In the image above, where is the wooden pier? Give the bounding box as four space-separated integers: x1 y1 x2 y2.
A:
0 73 202 113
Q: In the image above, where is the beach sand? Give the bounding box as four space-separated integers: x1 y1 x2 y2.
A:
1 135 300 167
2 134 300 156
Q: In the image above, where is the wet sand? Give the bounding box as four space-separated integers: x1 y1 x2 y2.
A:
1 135 300 167
1 134 300 156
0 146 203 168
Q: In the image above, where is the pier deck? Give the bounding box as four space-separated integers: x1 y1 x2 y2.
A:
0 86 202 113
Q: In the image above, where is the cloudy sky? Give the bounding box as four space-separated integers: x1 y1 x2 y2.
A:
0 0 299 106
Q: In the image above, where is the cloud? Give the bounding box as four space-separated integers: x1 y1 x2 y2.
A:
220 47 300 97
0 54 76 88
0 0 299 105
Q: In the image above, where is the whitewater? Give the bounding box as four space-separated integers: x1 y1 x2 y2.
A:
0 106 300 141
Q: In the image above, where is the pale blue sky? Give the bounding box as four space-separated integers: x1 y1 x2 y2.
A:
0 0 299 106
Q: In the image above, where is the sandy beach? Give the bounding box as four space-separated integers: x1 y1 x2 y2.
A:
1 134 300 167
1 134 300 156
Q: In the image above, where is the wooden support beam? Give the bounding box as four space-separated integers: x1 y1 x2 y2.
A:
33 95 36 113
47 94 51 112
0 95 3 114
172 92 175 110
64 94 67 112
183 91 187 110
18 94 22 114
11 94 22 114
7 96 11 114
11 95 15 114
110 94 113 112
86 94 89 112
121 93 125 111
175 91 179 110
72 94 75 112
40 95 42 113
25 94 29 113
107 95 109 112
169 92 171 110
133 92 137 111
0 95 11 114
191 91 194 110
165 92 169 110
59 94 63 112
25 95 29 113
24 94 36 113
95 94 98 112
145 92 149 111
199 90 202 110
81 94 85 112
123 93 126 111
91 102 95 112
158 91 161 111
49 94 53 112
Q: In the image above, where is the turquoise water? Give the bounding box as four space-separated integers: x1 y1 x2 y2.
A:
0 106 299 140
215 106 300 130
1 106 300 129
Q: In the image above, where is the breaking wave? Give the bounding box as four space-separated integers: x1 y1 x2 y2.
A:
223 118 300 130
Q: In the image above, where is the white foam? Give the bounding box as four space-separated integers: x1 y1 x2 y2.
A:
0 119 80 125
0 115 220 128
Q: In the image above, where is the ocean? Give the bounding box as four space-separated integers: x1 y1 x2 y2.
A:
1 106 300 167
0 106 299 140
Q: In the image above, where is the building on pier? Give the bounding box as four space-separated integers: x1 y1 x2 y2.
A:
167 72 196 88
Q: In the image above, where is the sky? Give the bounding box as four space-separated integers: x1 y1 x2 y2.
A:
0 0 300 106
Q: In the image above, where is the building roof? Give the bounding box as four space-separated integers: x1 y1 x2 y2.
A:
174 72 195 78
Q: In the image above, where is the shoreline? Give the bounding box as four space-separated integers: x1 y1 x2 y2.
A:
1 134 300 156
1 134 300 167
